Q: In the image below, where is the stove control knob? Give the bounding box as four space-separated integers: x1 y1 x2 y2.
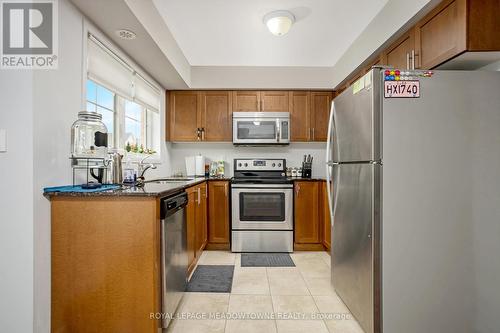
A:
278 163 282 167
272 163 276 167
244 163 248 167
238 163 242 167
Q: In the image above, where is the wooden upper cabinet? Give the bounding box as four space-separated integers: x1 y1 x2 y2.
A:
233 91 289 112
294 181 320 244
414 0 466 69
311 92 332 142
289 91 332 142
384 29 416 70
168 91 200 142
233 91 260 111
289 91 311 141
201 91 232 141
207 181 230 248
168 91 232 142
414 0 500 69
260 91 289 112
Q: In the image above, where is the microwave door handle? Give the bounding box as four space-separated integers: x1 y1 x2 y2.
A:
276 120 280 143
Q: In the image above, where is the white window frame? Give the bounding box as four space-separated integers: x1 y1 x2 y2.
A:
82 20 163 164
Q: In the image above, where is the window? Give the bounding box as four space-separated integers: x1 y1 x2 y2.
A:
85 32 161 159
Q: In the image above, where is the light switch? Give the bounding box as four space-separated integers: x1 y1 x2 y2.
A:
0 129 6 152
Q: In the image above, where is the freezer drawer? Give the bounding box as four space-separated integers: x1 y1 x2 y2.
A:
332 162 381 333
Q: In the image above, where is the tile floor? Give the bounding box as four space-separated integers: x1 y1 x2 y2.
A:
166 251 364 333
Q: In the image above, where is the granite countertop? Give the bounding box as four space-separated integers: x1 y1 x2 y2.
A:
288 177 327 181
45 177 230 198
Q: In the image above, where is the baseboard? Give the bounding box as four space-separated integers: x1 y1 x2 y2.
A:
293 243 326 251
205 243 230 250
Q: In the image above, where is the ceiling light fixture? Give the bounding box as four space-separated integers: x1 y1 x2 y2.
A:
115 29 137 40
263 10 295 36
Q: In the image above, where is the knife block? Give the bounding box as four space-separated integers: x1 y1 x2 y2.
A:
302 162 312 178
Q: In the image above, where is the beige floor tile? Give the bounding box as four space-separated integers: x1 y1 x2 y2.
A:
290 251 325 263
319 251 332 267
234 253 241 267
276 319 329 333
166 319 226 333
295 257 331 278
225 319 277 333
231 267 270 295
267 268 309 296
178 293 229 315
228 294 274 314
198 251 236 265
271 295 320 320
303 276 336 296
313 295 350 315
324 318 365 333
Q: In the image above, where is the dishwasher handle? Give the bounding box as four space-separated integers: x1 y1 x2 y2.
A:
160 192 188 219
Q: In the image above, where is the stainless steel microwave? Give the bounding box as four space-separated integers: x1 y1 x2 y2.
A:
232 112 290 145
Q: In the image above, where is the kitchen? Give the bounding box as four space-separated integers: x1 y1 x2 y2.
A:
1 0 499 333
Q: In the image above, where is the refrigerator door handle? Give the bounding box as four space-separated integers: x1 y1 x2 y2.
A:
326 100 335 166
332 164 340 226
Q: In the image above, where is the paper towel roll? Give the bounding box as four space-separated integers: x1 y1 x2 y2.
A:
195 155 205 176
185 156 196 176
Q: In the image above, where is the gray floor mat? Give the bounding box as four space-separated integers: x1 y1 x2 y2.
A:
241 253 295 267
186 265 234 293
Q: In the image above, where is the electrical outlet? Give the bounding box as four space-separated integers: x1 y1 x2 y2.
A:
0 129 6 152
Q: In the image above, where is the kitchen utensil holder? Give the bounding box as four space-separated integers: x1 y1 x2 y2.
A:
302 162 312 178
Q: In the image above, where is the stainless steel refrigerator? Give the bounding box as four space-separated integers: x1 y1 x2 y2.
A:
325 68 500 333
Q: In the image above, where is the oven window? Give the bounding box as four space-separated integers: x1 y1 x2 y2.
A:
239 192 285 221
237 121 276 140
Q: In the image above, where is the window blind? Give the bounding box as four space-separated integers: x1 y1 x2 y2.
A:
87 33 160 112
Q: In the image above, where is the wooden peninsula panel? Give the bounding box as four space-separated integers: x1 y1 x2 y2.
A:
51 196 160 333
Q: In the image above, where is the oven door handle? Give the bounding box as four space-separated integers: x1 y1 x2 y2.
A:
231 184 293 189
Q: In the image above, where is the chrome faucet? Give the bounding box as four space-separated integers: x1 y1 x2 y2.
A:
137 155 157 185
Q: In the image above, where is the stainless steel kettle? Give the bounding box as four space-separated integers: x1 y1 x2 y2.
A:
110 152 123 184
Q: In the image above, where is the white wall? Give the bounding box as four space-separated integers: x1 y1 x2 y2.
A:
32 0 84 331
167 143 326 178
0 74 34 331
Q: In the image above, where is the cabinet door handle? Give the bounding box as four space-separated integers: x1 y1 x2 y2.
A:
196 128 200 141
411 50 415 70
406 53 410 70
312 128 315 141
225 184 228 197
296 184 300 196
201 128 205 141
198 188 201 205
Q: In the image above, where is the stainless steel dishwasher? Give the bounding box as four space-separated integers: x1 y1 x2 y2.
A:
160 191 188 329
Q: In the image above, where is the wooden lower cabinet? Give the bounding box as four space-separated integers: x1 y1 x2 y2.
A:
207 180 230 249
294 180 332 251
186 182 208 274
196 182 208 258
294 181 322 250
51 196 161 332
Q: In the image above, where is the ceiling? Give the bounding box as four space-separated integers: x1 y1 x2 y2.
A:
152 0 389 67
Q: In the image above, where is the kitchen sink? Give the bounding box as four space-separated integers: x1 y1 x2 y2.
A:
150 178 195 183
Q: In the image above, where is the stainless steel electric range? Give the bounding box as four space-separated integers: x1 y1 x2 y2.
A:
231 158 293 252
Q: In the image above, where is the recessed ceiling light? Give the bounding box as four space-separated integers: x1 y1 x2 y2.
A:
263 10 295 36
116 29 137 40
